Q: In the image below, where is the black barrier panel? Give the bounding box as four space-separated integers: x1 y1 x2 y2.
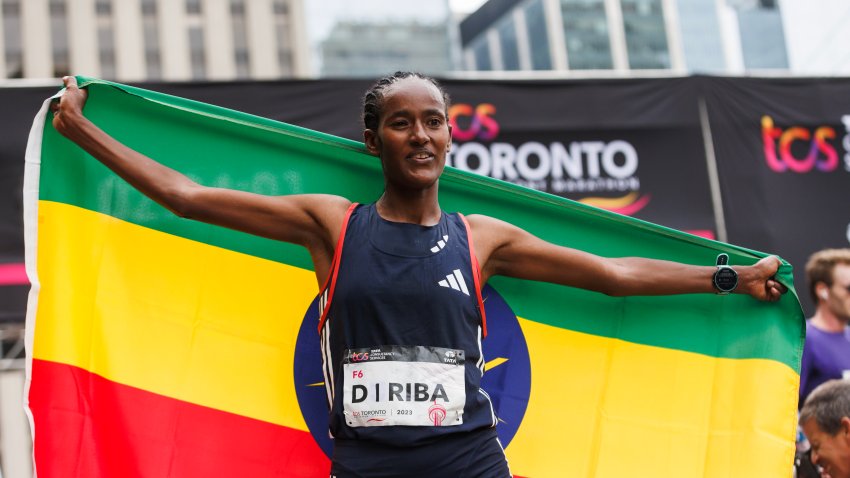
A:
703 77 850 314
441 78 715 238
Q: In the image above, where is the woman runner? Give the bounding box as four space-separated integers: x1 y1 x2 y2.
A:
51 73 785 477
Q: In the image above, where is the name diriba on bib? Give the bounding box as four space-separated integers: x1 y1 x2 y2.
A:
342 345 467 427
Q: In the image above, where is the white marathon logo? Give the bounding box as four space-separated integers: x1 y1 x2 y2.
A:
447 140 640 193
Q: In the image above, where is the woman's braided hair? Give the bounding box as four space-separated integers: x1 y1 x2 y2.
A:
362 71 451 131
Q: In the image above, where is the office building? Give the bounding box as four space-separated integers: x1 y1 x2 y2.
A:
459 0 789 75
320 20 453 77
0 0 311 81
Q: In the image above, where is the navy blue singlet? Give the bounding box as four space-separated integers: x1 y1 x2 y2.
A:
317 203 497 447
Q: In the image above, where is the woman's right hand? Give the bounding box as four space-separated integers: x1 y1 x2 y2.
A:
51 76 88 137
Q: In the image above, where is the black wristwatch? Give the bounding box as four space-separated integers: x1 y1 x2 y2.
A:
712 253 738 295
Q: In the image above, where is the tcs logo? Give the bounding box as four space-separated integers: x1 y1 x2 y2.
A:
761 115 839 173
449 103 500 142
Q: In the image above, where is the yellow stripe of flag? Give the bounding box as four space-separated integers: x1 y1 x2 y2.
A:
34 200 316 430
35 201 798 475
511 319 797 477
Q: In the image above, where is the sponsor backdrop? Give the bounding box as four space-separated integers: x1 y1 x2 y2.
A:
25 78 801 477
702 77 850 312
3 76 849 319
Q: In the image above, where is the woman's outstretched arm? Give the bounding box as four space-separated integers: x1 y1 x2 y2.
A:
467 214 784 301
51 76 351 284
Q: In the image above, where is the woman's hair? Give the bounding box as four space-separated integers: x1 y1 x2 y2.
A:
362 71 451 131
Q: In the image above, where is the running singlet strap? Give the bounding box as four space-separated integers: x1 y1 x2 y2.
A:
317 202 358 333
458 213 487 337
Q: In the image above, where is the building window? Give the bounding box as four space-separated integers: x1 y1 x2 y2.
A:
621 0 670 69
141 0 161 79
49 0 70 77
96 0 116 79
278 49 292 76
497 16 520 70
98 26 115 79
186 0 201 15
524 0 551 70
188 26 205 79
231 0 250 78
273 0 288 15
2 0 23 78
95 0 111 15
274 0 293 76
560 0 613 70
736 0 788 69
141 0 156 15
471 35 491 70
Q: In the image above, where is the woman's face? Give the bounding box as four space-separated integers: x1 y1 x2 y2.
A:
364 77 452 191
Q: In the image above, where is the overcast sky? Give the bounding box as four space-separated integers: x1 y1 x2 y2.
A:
304 0 850 76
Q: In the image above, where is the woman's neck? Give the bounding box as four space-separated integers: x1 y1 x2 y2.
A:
376 188 441 226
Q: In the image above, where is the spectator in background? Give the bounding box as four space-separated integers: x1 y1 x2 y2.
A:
800 380 850 478
800 249 850 407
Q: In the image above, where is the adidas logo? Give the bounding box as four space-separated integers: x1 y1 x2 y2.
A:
430 234 449 253
438 269 469 296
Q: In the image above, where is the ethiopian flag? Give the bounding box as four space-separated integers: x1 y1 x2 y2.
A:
24 78 804 477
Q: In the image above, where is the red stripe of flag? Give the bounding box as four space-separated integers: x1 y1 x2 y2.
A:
29 359 329 477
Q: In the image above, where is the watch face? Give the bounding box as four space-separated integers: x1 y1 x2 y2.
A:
715 267 738 291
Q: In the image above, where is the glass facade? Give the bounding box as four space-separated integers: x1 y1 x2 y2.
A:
675 0 725 72
497 15 520 70
560 0 612 69
524 0 551 70
321 21 451 77
621 0 669 69
737 3 788 69
471 35 491 70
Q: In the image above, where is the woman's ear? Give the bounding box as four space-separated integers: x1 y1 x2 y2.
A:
364 129 380 156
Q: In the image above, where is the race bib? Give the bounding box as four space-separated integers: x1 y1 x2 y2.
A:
342 345 466 427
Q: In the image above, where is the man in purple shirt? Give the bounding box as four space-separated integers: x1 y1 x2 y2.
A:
800 249 850 407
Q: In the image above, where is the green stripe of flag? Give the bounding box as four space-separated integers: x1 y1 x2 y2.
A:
39 78 804 369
